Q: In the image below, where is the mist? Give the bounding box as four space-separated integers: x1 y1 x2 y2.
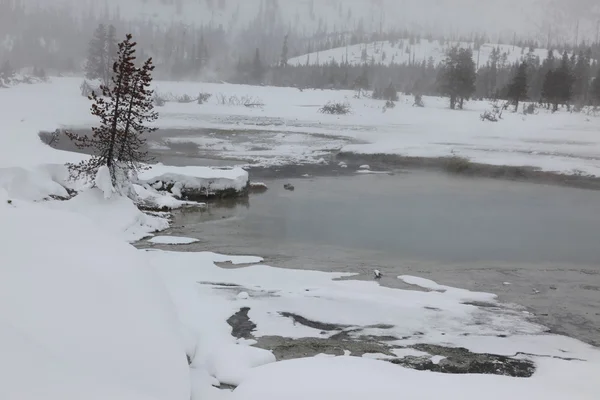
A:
1 0 599 85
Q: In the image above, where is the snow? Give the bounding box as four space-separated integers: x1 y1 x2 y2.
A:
2 75 600 399
140 164 249 193
399 275 498 303
0 195 190 400
206 344 276 387
49 188 169 242
232 356 600 400
95 165 114 199
3 77 600 177
0 165 69 201
149 236 200 245
290 39 559 69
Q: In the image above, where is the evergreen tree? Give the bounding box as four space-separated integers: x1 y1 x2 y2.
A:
104 25 118 85
541 69 557 109
67 34 157 197
85 24 107 83
555 51 575 110
573 49 591 105
85 24 118 88
507 62 528 111
437 47 476 109
280 33 289 67
252 48 265 83
591 68 600 106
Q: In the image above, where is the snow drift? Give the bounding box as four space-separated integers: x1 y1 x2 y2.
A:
0 194 190 400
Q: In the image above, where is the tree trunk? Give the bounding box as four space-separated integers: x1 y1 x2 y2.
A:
514 98 519 112
450 95 456 109
106 66 126 170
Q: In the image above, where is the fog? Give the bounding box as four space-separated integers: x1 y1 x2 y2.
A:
1 0 599 83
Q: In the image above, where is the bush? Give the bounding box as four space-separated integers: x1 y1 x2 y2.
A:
153 93 166 107
445 156 471 173
215 93 264 107
523 103 536 115
481 101 508 122
197 92 212 104
80 80 100 97
177 94 193 103
319 102 351 115
413 94 425 107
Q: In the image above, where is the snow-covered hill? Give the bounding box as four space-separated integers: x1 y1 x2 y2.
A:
289 39 557 68
19 0 600 43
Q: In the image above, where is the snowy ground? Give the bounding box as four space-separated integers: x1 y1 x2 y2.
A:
7 77 600 176
1 77 600 399
289 39 557 69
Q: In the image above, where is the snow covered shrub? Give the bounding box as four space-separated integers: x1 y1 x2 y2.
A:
446 155 472 173
319 102 351 115
153 93 166 107
197 92 212 104
80 80 100 97
215 93 264 107
481 101 508 122
383 100 395 112
177 94 194 103
523 103 536 115
413 94 425 107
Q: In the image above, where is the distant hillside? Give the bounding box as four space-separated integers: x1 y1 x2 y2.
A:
289 39 562 68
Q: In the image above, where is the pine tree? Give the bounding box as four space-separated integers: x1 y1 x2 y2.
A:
104 25 118 86
573 49 591 105
85 24 107 83
555 51 575 110
591 68 600 106
507 62 528 111
280 33 289 67
67 34 157 197
85 24 118 88
251 48 264 83
437 47 476 109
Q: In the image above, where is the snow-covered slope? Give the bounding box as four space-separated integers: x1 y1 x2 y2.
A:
0 189 191 400
289 39 556 68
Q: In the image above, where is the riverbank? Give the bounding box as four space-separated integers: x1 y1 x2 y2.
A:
137 172 600 348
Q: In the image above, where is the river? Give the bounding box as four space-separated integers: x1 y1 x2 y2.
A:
138 171 600 347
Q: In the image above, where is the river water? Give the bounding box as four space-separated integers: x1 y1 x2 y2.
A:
139 171 600 347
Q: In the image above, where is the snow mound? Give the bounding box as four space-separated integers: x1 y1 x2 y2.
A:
53 188 169 241
206 344 276 387
399 275 497 302
149 236 200 245
140 164 249 194
233 356 599 400
0 166 69 201
0 198 190 400
95 165 114 199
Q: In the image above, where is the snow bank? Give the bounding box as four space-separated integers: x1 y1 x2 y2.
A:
206 344 276 386
232 356 600 400
149 236 200 245
0 165 70 201
51 188 169 241
0 197 190 400
140 164 249 199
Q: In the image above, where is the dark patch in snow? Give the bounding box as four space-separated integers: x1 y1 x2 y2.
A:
255 336 394 361
278 312 349 331
393 344 537 378
227 307 257 339
199 281 242 287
